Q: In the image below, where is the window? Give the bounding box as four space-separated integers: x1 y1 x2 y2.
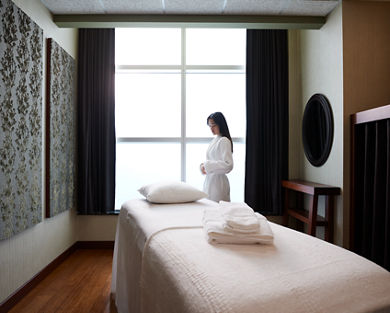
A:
115 28 246 209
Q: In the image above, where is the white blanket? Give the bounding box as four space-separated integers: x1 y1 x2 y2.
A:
111 199 218 313
112 199 390 313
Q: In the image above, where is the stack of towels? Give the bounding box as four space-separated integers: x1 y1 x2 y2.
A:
203 201 274 245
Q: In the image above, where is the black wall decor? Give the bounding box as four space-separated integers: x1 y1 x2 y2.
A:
302 94 334 167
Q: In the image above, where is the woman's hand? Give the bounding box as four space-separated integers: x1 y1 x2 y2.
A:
200 163 206 175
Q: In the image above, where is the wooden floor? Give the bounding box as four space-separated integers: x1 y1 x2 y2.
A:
9 249 117 313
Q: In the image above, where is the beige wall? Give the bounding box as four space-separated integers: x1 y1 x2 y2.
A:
289 3 344 245
4 0 389 305
0 0 78 304
342 0 390 248
288 30 304 180
77 216 118 241
289 0 390 248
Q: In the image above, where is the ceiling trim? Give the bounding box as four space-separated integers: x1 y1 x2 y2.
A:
53 14 326 29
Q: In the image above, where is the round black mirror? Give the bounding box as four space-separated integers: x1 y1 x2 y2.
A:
302 94 333 167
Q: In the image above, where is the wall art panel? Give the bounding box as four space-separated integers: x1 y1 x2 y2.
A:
0 0 43 240
46 38 76 217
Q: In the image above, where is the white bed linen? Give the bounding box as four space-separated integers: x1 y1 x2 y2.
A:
112 199 390 313
111 199 218 313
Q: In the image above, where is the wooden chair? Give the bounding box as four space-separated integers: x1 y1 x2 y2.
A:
282 179 341 243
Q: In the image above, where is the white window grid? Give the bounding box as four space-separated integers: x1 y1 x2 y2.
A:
115 27 245 183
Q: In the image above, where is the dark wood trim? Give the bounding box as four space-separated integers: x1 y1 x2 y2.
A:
352 103 390 125
75 241 115 249
45 38 52 218
53 14 326 29
350 114 356 250
0 241 114 313
282 179 341 195
349 104 390 250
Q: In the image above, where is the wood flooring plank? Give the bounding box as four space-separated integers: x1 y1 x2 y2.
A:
9 249 116 313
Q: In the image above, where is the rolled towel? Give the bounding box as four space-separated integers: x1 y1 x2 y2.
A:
219 201 260 232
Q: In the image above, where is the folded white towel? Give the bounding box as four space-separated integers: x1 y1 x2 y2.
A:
203 209 273 245
223 222 260 234
219 201 260 232
219 201 255 215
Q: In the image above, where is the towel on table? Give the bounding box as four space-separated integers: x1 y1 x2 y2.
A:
202 208 274 245
219 201 260 233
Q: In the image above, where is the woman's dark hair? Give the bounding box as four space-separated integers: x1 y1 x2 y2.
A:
207 112 233 152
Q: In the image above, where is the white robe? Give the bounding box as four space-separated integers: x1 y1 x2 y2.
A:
203 135 233 202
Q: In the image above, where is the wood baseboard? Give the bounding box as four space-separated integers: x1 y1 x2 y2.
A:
0 241 114 313
76 240 115 249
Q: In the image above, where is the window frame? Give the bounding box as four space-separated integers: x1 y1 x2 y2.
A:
115 27 246 207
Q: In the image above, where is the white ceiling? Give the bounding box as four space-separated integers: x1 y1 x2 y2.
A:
41 0 340 17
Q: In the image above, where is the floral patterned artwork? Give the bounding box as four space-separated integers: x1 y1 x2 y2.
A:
46 38 76 217
0 0 43 240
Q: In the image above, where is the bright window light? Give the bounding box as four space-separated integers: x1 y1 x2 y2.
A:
116 143 181 206
115 28 181 65
115 71 181 137
115 28 246 209
186 71 246 138
186 29 246 65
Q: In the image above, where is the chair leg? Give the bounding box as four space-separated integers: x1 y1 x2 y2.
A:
308 195 318 236
296 193 304 232
282 188 289 226
325 196 334 243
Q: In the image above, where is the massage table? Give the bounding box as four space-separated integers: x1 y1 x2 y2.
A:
111 198 390 313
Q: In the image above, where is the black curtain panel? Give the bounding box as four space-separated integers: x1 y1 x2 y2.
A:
77 29 116 214
245 29 288 216
354 120 390 271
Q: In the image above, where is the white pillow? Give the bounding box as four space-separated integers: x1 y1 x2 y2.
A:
138 181 208 204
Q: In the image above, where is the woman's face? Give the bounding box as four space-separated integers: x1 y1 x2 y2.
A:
208 118 220 135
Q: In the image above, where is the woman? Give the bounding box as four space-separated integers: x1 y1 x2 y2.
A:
200 112 233 202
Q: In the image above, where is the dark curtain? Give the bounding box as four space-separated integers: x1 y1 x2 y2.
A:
245 29 288 216
354 120 390 270
77 29 116 214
